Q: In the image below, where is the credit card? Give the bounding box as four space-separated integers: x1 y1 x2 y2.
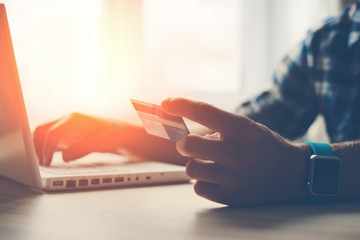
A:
130 99 189 141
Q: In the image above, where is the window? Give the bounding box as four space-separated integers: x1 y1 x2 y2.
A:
3 0 103 123
143 0 243 93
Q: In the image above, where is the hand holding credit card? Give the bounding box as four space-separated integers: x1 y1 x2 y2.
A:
130 99 190 141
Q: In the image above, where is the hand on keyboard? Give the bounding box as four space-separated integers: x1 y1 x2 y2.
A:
33 113 136 166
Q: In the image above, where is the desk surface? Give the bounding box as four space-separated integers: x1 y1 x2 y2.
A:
1 176 360 240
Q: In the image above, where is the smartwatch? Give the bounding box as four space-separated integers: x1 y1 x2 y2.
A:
304 141 341 201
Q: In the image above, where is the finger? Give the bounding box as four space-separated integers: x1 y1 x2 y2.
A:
176 134 228 161
193 181 227 205
186 158 229 185
33 120 59 165
62 143 91 162
161 98 243 135
42 119 76 166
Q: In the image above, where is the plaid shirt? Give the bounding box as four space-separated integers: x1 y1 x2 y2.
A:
236 3 360 143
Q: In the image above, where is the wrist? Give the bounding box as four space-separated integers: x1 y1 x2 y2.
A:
330 141 360 201
287 142 313 202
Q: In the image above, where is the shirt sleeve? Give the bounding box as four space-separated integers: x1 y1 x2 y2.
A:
235 39 318 140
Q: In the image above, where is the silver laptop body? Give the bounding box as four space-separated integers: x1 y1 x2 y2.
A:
0 4 188 191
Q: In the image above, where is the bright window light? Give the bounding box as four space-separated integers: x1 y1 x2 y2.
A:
2 0 340 124
3 0 103 123
143 0 243 93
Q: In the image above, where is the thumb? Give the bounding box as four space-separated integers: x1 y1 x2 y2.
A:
161 98 241 134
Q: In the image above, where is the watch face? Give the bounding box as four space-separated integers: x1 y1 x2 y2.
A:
312 156 341 195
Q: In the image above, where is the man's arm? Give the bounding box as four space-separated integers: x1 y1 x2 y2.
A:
236 40 318 140
33 113 189 166
332 141 360 200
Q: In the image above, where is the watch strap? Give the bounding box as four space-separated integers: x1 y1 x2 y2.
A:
304 141 335 156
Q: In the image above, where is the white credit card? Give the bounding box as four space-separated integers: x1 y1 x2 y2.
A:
130 99 189 141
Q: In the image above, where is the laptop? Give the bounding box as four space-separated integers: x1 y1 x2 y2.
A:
0 4 189 191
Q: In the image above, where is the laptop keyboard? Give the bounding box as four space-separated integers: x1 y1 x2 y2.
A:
39 165 130 175
39 152 133 175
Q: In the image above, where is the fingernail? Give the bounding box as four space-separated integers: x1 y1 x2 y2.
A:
175 137 189 157
161 98 172 109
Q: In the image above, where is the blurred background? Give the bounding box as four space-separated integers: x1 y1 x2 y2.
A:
1 0 354 128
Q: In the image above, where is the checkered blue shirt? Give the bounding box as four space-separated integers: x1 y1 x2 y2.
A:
236 3 360 143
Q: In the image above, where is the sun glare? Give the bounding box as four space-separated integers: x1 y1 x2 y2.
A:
2 0 143 124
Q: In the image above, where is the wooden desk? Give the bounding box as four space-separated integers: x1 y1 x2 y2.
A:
1 176 360 240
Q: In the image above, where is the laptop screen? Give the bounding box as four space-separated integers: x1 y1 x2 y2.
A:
0 4 43 188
